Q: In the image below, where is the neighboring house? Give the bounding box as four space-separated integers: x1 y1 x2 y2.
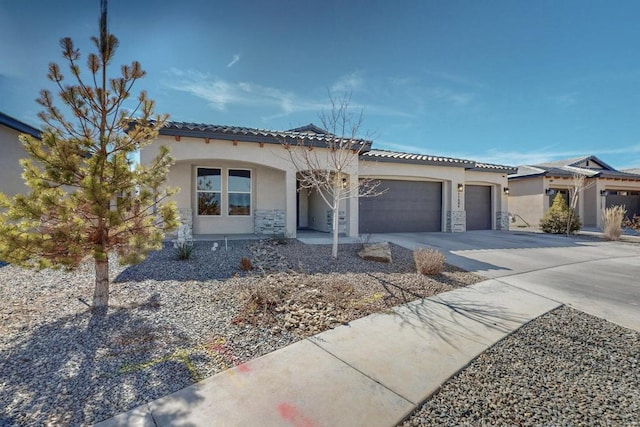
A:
508 155 640 229
141 121 515 237
0 112 41 198
623 168 640 175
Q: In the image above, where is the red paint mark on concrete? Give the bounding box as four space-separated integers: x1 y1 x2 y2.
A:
277 402 315 427
236 363 250 373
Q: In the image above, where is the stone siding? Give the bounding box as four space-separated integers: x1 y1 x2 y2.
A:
326 209 347 234
446 210 466 232
254 209 286 235
496 211 510 231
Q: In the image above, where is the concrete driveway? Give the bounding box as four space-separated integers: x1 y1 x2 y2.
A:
376 230 640 332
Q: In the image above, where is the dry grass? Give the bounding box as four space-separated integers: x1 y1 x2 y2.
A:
602 205 626 240
414 247 445 275
230 264 484 338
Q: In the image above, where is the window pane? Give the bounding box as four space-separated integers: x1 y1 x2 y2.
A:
197 168 221 191
198 192 221 215
228 169 251 192
228 193 250 215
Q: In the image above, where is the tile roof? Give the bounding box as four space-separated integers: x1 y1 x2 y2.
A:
160 121 516 173
510 155 640 180
0 112 41 138
160 121 372 150
361 149 517 173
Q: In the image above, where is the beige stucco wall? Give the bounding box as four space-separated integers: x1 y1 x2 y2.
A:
170 160 286 235
583 184 598 227
0 125 29 198
508 175 640 229
308 188 330 232
508 178 545 227
142 135 355 236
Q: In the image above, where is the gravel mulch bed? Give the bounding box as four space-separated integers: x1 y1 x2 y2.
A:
400 306 640 426
0 238 481 426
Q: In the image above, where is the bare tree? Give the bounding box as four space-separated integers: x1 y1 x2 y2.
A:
284 92 383 258
566 173 596 236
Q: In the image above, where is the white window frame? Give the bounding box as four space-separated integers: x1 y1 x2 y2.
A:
196 166 222 216
227 168 252 216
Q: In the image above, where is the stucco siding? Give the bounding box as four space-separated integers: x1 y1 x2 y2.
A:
583 184 598 227
508 178 545 227
163 160 286 235
308 189 330 232
0 126 29 198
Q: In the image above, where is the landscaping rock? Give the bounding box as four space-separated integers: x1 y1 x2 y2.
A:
358 242 392 263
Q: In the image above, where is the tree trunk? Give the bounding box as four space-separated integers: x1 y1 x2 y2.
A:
93 257 109 309
567 194 578 236
331 192 339 259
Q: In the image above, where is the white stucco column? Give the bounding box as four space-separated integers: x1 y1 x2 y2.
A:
347 173 359 237
285 169 297 237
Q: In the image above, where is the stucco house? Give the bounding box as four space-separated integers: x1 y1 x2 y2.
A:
508 155 640 229
141 121 515 237
0 112 41 198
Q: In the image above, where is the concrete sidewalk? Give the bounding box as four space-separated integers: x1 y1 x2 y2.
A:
95 280 560 427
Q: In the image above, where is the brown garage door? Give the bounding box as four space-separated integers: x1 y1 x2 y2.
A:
465 185 492 230
359 180 442 233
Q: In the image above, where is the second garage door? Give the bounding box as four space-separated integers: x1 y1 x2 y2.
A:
605 191 640 220
359 180 442 233
465 185 492 230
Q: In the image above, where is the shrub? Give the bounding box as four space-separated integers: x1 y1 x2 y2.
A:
173 224 194 260
623 214 640 232
235 280 288 324
175 242 194 260
540 193 581 234
414 247 445 275
240 257 253 271
602 205 626 240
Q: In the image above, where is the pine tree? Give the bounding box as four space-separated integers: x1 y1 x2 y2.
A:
540 193 581 234
0 1 178 310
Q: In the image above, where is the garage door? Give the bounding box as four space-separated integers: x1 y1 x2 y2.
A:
359 180 442 233
605 191 640 219
465 185 492 230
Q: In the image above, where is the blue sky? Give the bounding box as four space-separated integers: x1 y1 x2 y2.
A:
1 0 640 169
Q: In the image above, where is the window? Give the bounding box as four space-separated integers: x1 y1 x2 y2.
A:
197 168 221 215
228 169 251 215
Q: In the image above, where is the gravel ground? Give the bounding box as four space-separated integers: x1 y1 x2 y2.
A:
400 306 640 426
0 238 480 426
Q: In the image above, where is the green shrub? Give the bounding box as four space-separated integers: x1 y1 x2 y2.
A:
540 193 581 234
175 242 194 260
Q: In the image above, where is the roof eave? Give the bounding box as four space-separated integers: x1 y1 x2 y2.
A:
159 127 372 150
360 155 470 168
0 112 41 139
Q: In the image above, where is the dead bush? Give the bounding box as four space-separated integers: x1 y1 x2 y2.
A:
239 257 253 271
234 279 288 325
624 214 640 232
414 247 445 275
602 205 626 240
